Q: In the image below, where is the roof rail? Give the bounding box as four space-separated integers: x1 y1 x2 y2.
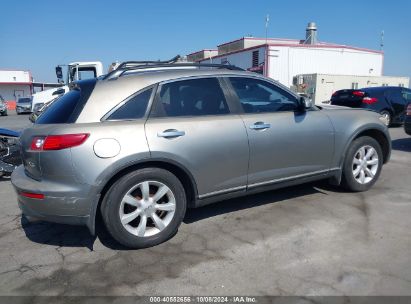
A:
103 56 244 80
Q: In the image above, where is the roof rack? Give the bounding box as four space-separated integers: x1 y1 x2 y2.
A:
103 56 243 80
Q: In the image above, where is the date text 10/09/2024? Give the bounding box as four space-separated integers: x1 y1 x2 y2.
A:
149 297 257 303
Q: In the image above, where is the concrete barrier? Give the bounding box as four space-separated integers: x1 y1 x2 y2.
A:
6 101 16 110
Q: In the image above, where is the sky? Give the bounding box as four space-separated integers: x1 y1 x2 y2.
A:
1 0 410 82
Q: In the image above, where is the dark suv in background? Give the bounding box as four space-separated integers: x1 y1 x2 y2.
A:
405 103 411 135
330 86 411 126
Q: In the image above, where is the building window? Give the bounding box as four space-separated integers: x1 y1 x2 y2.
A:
382 83 388 87
252 50 259 67
399 83 404 87
351 82 359 89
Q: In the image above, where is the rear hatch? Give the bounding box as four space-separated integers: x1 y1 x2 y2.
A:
330 89 364 107
20 79 96 180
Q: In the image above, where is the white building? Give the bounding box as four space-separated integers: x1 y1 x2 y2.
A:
0 70 33 109
295 74 410 104
187 23 408 103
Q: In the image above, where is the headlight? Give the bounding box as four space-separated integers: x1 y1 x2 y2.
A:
33 103 44 112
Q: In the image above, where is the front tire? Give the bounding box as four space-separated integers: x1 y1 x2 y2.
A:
101 168 187 248
341 136 383 192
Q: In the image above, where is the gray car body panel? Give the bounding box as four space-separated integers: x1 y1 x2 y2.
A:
11 69 391 235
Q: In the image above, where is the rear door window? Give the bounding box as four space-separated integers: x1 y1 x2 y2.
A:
36 79 96 124
402 89 411 104
387 88 406 105
153 78 230 117
106 88 153 120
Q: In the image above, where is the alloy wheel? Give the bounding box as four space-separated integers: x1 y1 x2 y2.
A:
352 145 379 184
119 181 176 237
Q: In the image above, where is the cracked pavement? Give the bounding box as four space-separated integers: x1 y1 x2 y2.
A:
0 113 410 296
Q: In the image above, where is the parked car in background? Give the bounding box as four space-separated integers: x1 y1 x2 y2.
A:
330 86 411 126
405 103 411 135
0 128 21 177
0 95 7 116
12 62 391 249
16 97 32 115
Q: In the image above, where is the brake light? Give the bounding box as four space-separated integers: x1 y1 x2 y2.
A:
362 97 378 105
20 191 44 199
30 137 46 150
407 104 411 116
30 133 89 151
332 92 337 97
353 91 365 97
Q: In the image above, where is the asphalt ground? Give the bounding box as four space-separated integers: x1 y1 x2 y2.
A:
0 111 410 297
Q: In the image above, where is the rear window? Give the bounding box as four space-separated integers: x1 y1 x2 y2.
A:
36 79 96 124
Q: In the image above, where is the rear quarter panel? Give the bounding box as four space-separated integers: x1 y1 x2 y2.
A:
57 121 150 187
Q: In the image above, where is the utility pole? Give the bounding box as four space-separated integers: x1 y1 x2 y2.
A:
264 14 269 76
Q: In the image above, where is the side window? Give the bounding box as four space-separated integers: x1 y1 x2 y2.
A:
107 88 152 120
387 89 406 105
228 77 298 113
402 89 411 104
155 78 229 117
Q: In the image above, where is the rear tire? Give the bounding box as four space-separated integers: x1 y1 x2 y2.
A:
380 110 391 127
101 168 187 249
341 136 383 192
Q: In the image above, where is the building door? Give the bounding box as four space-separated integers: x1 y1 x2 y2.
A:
323 82 334 103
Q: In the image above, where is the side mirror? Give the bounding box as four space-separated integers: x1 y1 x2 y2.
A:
29 113 36 123
55 66 63 80
298 96 313 111
52 88 65 96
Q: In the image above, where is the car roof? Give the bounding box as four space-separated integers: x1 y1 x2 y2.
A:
361 86 402 92
76 68 275 123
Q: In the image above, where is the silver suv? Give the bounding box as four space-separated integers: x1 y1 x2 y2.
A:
12 62 391 248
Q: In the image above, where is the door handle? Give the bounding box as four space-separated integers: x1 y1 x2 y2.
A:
249 122 271 130
157 129 186 138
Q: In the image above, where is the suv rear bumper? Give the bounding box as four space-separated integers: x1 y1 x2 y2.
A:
11 165 98 233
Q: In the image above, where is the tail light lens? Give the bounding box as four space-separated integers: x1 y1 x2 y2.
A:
353 91 365 97
362 97 378 105
30 133 89 151
20 191 44 199
331 92 337 97
407 104 411 116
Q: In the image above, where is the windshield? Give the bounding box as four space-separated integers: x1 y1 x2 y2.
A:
17 98 31 104
68 65 97 83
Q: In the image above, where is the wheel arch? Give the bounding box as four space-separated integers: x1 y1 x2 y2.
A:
330 126 391 186
339 127 391 168
87 158 198 235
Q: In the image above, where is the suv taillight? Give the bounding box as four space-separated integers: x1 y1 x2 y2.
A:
362 97 378 105
30 134 89 151
353 91 365 97
407 104 411 116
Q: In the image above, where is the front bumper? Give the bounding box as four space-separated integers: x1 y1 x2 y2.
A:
11 165 99 233
16 107 31 114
